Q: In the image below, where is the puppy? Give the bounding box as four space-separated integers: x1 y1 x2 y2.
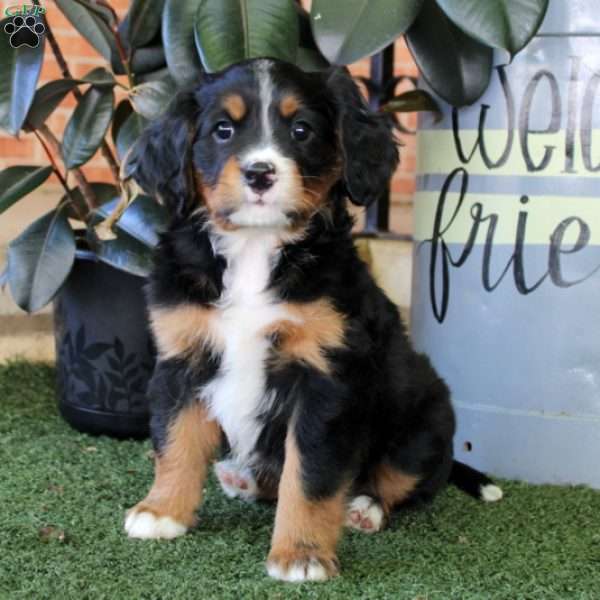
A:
123 58 501 582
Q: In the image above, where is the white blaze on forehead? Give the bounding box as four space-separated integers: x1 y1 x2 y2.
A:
256 59 274 142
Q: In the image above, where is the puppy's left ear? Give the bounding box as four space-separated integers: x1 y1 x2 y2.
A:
327 69 399 206
122 90 199 218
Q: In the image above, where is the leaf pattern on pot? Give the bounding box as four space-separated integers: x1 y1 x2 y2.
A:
56 320 154 415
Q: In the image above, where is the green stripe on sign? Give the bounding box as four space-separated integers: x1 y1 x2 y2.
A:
414 191 600 245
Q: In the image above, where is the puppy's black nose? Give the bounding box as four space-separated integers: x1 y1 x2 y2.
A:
243 161 276 192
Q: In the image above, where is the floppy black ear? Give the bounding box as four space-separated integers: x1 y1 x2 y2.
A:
327 69 399 206
123 91 199 217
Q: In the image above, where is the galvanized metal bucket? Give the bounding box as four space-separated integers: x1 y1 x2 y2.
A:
412 0 600 487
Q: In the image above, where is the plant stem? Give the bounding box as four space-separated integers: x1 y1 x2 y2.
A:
32 128 87 222
92 0 136 89
38 1 121 186
37 124 98 213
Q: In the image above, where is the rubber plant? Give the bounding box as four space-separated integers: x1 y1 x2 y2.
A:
0 0 548 313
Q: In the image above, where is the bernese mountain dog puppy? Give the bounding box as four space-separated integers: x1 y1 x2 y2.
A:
123 58 502 582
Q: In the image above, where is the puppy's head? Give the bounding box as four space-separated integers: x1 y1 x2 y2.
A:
125 59 398 231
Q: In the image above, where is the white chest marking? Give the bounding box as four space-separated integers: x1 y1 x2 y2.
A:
202 231 295 460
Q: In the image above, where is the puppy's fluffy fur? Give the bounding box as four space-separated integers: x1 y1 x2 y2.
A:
123 59 500 582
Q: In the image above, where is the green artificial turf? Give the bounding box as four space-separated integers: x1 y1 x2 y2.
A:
1 362 599 599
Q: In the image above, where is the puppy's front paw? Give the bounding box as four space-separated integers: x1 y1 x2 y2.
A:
266 550 339 582
124 506 188 540
345 495 385 533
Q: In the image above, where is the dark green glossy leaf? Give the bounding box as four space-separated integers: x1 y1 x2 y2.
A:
130 45 166 75
0 17 45 135
125 0 164 49
195 0 299 73
71 0 116 27
62 85 114 169
382 89 441 117
115 111 148 160
310 0 423 64
0 166 53 214
96 195 167 248
294 4 328 70
135 66 171 85
129 77 173 119
437 0 548 57
7 207 75 312
163 0 203 87
80 66 116 86
91 230 154 278
111 99 134 147
296 47 329 71
55 0 116 62
406 0 493 106
25 79 79 131
62 183 118 218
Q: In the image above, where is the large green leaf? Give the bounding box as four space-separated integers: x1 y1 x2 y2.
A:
115 111 149 160
112 99 134 147
129 77 174 119
80 66 116 86
54 0 116 62
25 80 79 130
382 89 441 115
406 0 493 106
124 0 165 49
0 166 53 215
163 0 203 86
436 0 549 57
96 195 167 248
310 0 423 65
91 230 154 278
7 208 76 312
195 0 299 73
62 183 118 218
62 86 114 169
130 45 166 75
0 18 45 135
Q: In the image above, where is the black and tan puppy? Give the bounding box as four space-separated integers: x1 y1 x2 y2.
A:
123 58 501 582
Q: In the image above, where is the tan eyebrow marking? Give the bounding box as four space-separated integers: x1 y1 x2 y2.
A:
280 94 301 118
222 94 246 121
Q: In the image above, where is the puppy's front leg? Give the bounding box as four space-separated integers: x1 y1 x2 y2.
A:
267 429 347 582
125 365 221 539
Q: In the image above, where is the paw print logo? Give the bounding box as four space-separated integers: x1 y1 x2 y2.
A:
4 14 45 49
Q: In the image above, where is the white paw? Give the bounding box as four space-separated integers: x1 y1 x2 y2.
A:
267 557 335 582
480 484 503 502
214 459 259 501
345 495 385 533
124 509 187 539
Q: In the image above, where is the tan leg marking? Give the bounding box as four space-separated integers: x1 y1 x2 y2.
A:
374 462 419 514
125 403 221 538
265 299 346 374
267 432 346 581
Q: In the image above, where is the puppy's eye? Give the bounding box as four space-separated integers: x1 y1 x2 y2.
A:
213 120 234 142
291 121 312 142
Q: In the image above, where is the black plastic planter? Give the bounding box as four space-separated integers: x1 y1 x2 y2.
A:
53 251 154 439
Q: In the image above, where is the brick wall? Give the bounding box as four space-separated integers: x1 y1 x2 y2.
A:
0 0 418 236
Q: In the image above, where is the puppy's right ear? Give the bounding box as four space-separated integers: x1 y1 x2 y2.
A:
123 91 199 218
